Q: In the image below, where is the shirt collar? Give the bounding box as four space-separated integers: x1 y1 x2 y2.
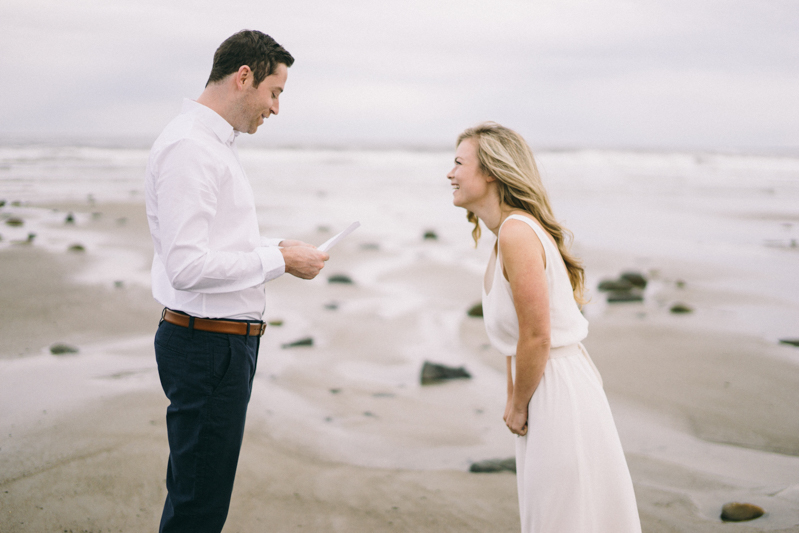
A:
181 98 239 145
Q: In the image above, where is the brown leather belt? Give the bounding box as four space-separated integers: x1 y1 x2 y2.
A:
162 309 267 337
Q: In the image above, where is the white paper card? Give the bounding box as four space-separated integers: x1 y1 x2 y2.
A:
318 221 361 252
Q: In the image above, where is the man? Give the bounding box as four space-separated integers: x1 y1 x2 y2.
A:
144 30 328 532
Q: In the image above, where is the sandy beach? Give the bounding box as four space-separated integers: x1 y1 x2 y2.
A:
2 196 799 533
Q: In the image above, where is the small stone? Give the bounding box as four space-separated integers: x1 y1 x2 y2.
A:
65 212 75 224
779 338 799 347
114 280 124 288
68 243 85 253
116 217 127 226
317 225 331 233
423 230 438 240
421 361 471 385
469 457 516 473
675 279 686 289
324 301 339 310
328 274 353 284
50 343 79 355
360 242 380 251
11 200 21 207
606 291 644 303
329 388 341 394
467 302 483 318
267 319 283 327
670 303 693 314
598 278 633 292
620 271 647 289
281 337 314 349
720 502 765 522
5 217 23 227
0 199 5 207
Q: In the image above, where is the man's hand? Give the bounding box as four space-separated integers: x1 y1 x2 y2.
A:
280 244 329 280
278 239 316 249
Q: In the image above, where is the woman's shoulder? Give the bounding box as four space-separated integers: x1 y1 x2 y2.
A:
498 213 546 264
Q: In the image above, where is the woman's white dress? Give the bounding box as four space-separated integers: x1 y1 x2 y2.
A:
482 214 641 533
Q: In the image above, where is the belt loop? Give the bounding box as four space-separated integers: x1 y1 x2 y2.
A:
160 308 167 324
245 322 250 340
188 316 195 338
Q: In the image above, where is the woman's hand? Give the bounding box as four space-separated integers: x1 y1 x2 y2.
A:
503 394 513 426
506 406 528 436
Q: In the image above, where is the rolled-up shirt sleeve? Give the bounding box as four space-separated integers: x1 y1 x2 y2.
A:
153 140 283 293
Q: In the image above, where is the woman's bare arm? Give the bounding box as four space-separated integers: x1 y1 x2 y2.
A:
499 218 551 435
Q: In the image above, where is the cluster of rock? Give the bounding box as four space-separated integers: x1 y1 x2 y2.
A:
420 361 471 385
598 271 694 314
597 271 647 303
469 457 516 473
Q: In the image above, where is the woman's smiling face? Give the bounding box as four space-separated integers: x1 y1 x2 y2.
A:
447 137 494 210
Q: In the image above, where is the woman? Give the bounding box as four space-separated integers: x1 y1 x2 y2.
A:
448 122 641 532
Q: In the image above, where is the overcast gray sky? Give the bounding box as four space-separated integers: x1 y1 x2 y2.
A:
1 0 797 149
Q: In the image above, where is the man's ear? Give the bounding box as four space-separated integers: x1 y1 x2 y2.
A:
235 65 252 90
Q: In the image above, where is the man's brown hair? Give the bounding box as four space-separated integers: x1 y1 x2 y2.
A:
206 30 294 88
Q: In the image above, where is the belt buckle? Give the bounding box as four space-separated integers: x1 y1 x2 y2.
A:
259 323 267 336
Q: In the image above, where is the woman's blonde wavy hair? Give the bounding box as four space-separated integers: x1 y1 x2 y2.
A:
457 122 586 304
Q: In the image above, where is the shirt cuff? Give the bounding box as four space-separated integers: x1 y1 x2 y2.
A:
255 246 285 282
261 237 284 247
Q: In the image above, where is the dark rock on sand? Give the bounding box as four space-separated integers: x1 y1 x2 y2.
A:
598 279 634 292
469 457 516 473
675 279 686 289
423 230 438 240
720 502 765 522
0 200 5 207
282 337 314 349
68 243 85 252
670 303 693 314
324 301 339 310
65 212 75 224
328 274 353 284
606 291 643 303
114 280 124 288
360 242 380 251
50 343 79 355
421 361 471 385
779 338 799 347
267 319 284 327
620 271 647 289
5 217 23 227
12 233 36 245
467 302 483 318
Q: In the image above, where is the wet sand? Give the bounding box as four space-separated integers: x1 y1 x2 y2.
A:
1 201 798 532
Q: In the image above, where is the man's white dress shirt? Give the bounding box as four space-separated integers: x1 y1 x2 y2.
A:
145 99 285 320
